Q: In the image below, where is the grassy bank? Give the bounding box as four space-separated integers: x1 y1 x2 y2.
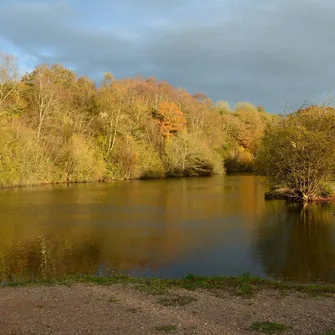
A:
3 274 335 296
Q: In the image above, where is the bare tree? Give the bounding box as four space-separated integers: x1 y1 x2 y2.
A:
0 54 19 116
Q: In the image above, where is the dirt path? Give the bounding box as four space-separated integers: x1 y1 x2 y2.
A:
1 284 334 335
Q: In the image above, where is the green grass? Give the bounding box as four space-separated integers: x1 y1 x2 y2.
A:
250 322 290 334
2 273 335 297
322 331 335 335
155 325 177 333
234 283 255 298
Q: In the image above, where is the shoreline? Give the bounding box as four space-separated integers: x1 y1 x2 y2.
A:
0 175 217 190
2 274 335 295
265 188 335 204
0 171 259 191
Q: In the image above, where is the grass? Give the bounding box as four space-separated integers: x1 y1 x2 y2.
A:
2 273 335 296
234 283 255 298
322 331 335 335
250 322 290 334
155 325 177 333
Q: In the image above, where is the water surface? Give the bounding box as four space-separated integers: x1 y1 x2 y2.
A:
1 175 335 283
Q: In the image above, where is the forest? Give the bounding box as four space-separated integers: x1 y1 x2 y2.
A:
0 54 276 187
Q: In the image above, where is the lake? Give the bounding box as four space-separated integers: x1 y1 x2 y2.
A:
0 175 335 283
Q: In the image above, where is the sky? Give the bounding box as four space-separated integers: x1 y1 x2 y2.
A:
0 0 334 113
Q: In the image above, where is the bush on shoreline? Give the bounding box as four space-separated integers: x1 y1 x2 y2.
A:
256 106 335 202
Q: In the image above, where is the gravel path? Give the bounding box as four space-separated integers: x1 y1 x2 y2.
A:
1 284 334 335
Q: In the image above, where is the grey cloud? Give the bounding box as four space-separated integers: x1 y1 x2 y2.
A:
0 1 144 77
145 0 335 109
0 0 335 112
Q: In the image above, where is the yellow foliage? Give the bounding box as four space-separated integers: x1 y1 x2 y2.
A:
61 134 106 182
256 106 335 201
0 56 279 185
0 121 53 187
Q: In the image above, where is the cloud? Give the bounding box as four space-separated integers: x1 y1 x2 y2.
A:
0 1 144 77
0 0 334 112
145 0 335 109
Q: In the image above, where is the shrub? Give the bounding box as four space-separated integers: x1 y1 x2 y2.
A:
256 106 335 201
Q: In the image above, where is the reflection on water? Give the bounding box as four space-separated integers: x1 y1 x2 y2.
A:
0 176 334 283
254 202 335 283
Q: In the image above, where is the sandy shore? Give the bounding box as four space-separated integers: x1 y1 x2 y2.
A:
1 283 335 335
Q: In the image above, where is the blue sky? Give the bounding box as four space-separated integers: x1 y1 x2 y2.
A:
1 0 335 113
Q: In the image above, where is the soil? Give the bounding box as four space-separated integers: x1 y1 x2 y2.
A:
1 284 335 335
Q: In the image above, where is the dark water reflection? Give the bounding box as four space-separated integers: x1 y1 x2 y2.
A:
0 175 334 283
254 202 335 283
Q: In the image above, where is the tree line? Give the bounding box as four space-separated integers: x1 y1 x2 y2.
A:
0 54 275 187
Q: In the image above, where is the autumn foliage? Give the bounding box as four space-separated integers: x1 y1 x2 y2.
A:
153 101 186 137
256 106 335 201
0 54 275 187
